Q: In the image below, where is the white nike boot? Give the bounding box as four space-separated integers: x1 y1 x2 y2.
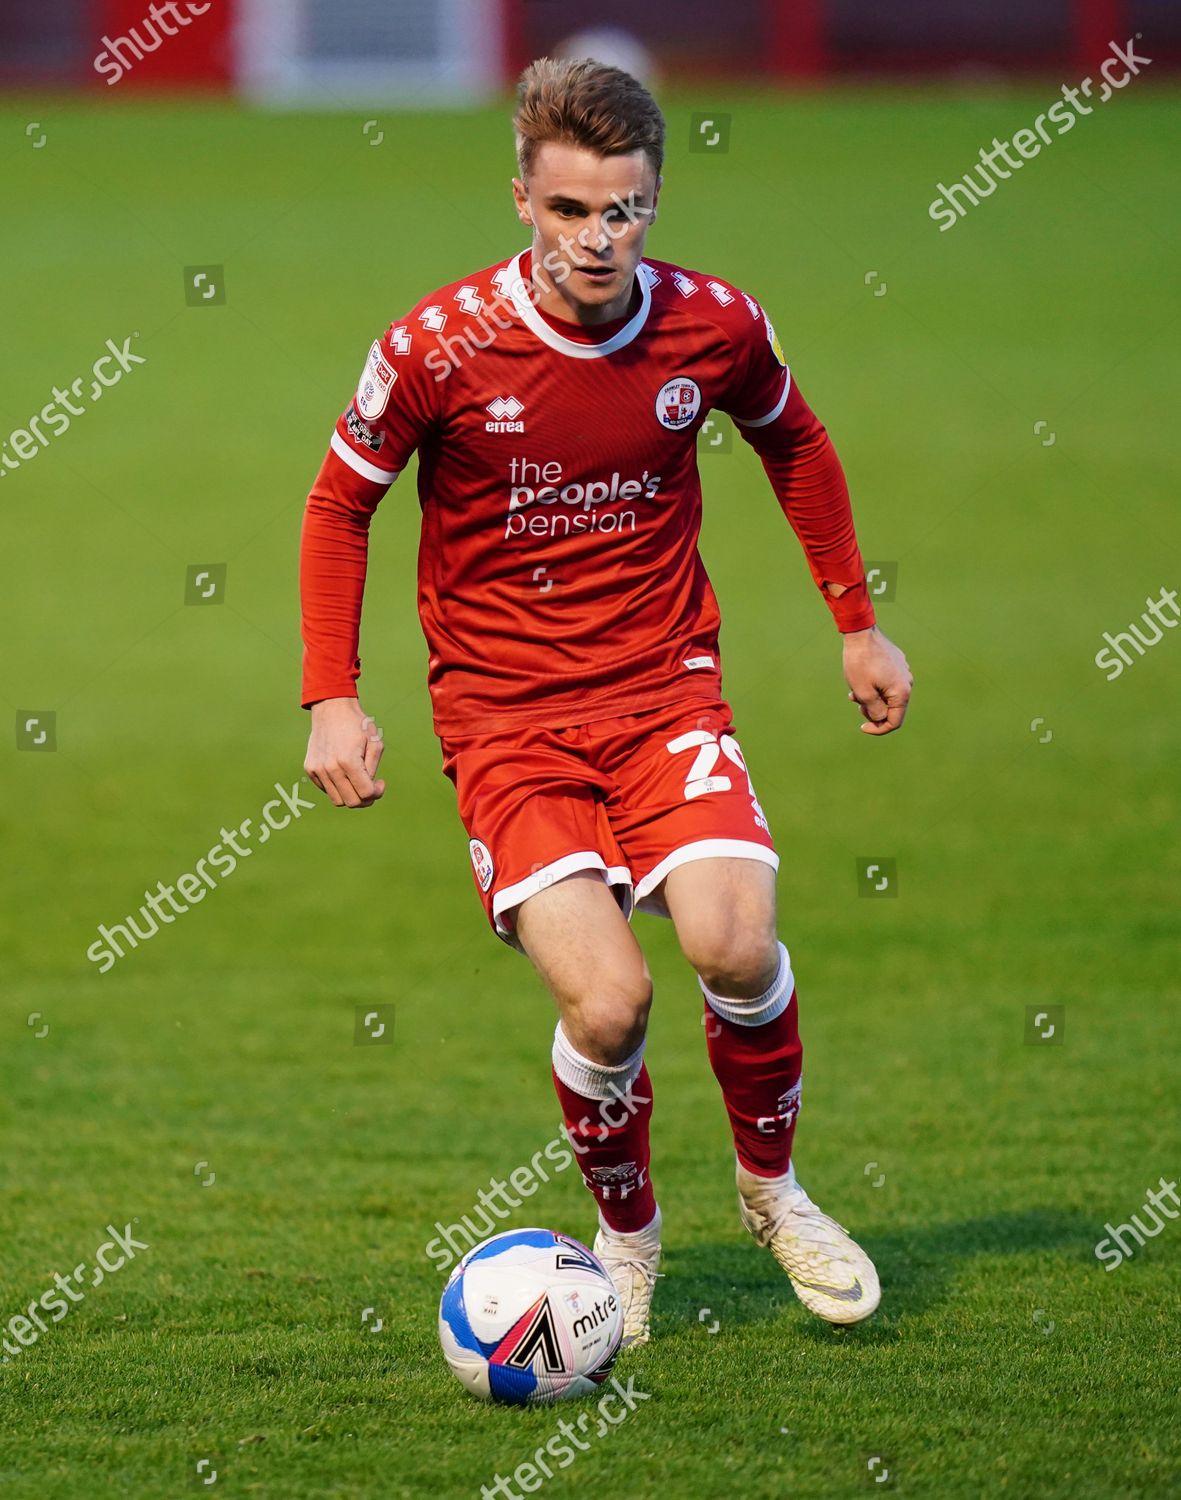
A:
737 1162 880 1324
593 1206 663 1348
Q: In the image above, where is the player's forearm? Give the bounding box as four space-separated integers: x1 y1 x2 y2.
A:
299 479 374 708
748 387 875 633
761 429 874 631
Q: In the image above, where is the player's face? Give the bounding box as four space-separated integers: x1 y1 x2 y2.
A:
513 143 660 324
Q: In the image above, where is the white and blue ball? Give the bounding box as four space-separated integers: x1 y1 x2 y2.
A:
439 1228 622 1404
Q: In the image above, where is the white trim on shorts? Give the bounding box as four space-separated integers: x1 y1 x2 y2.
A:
633 837 779 913
492 850 635 946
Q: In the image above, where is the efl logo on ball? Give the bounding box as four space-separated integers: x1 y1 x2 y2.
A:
656 377 702 431
469 838 494 892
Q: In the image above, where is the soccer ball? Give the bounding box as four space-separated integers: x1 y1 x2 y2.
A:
439 1227 623 1404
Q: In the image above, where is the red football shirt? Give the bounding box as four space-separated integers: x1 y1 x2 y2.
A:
300 251 874 735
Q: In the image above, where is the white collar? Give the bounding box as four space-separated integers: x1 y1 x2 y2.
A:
506 251 652 359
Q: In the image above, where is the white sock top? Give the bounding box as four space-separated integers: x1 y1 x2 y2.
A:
700 941 794 1027
551 1021 646 1101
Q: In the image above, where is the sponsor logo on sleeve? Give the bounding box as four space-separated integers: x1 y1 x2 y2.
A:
656 377 702 431
345 404 385 452
356 340 396 421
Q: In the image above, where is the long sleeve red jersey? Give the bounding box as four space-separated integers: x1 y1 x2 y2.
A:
300 252 874 735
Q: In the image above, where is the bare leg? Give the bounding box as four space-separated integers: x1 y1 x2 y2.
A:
515 870 652 1062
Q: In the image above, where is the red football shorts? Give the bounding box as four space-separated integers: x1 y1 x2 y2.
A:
439 698 778 952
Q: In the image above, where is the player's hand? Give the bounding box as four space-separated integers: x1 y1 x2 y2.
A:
842 626 913 736
304 697 386 807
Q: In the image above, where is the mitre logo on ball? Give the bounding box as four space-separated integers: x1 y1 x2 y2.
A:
656 376 702 430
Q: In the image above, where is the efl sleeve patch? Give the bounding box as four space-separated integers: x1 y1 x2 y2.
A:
766 317 787 367
356 340 397 420
717 299 791 427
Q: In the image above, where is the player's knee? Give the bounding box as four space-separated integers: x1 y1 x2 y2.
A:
692 924 779 1000
571 973 652 1063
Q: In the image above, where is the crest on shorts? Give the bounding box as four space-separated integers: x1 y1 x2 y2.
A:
469 837 494 892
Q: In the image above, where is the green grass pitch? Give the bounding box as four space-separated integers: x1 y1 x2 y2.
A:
0 85 1178 1498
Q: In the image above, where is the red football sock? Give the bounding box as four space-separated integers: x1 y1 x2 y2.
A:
551 1025 657 1233
701 944 803 1177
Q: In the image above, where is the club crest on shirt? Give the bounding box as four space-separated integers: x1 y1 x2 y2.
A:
469 837 494 892
356 340 396 421
655 376 702 431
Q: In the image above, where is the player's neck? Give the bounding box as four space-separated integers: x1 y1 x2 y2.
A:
530 262 639 328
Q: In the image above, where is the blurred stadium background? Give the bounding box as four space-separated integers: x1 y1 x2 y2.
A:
2 2 1178 1498
3 0 1181 96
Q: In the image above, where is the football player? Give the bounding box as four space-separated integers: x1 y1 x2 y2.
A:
301 57 913 1345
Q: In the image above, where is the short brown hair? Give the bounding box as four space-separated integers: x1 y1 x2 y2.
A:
513 57 665 181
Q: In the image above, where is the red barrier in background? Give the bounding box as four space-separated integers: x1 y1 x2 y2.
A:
0 0 1171 91
513 0 1162 82
1074 0 1125 71
768 0 826 80
501 0 529 82
90 0 232 88
764 0 1149 79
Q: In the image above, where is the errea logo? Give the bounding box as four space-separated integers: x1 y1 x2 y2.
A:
486 395 525 433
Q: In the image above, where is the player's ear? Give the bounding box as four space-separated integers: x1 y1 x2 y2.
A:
650 174 663 225
512 177 532 227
